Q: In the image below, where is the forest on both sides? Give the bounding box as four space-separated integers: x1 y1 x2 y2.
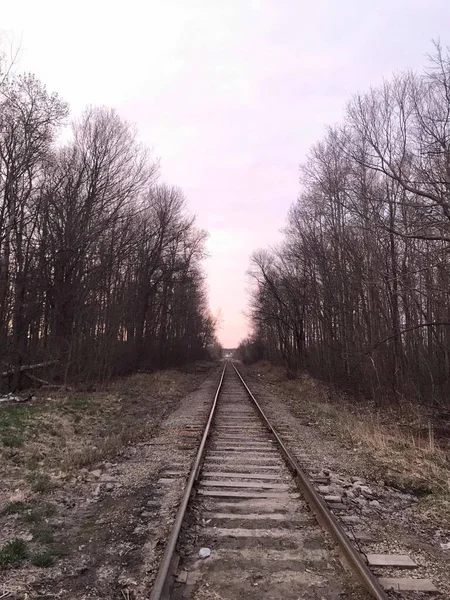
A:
0 51 219 389
239 43 450 413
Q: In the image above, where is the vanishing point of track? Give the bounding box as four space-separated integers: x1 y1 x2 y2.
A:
150 362 412 599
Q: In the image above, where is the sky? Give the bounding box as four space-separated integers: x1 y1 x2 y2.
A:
2 0 450 347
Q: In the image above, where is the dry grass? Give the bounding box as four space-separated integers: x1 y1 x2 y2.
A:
248 361 450 525
61 422 148 471
0 363 216 497
0 361 218 597
192 585 225 600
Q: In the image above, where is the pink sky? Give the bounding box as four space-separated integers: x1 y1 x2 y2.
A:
3 0 450 346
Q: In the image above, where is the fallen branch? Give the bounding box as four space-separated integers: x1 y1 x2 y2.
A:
1 360 58 377
24 371 51 385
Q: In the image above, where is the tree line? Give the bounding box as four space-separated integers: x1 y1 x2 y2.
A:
0 54 217 388
240 43 450 409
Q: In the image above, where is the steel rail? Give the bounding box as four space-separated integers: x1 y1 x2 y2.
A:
232 361 389 600
149 362 227 600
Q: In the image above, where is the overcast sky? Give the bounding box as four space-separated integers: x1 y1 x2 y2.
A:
2 0 450 347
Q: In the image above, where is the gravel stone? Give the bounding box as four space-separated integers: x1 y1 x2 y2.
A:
240 364 450 599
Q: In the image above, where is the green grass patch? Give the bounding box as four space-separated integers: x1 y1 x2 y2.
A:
0 538 28 568
0 404 44 452
3 500 56 525
2 433 24 447
27 471 54 494
32 525 54 544
0 404 38 431
67 395 90 410
64 395 97 414
1 500 30 516
30 550 54 567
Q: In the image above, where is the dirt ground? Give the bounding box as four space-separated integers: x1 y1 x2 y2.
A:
0 361 221 599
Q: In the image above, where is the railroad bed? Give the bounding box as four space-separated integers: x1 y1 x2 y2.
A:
150 363 439 599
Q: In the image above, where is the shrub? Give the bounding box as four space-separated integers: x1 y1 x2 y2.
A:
0 538 28 568
27 471 54 493
1 434 24 448
31 551 54 567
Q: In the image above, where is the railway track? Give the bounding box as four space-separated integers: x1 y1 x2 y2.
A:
150 362 438 599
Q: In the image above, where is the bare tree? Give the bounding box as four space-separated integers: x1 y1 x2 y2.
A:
0 70 216 388
244 44 450 410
